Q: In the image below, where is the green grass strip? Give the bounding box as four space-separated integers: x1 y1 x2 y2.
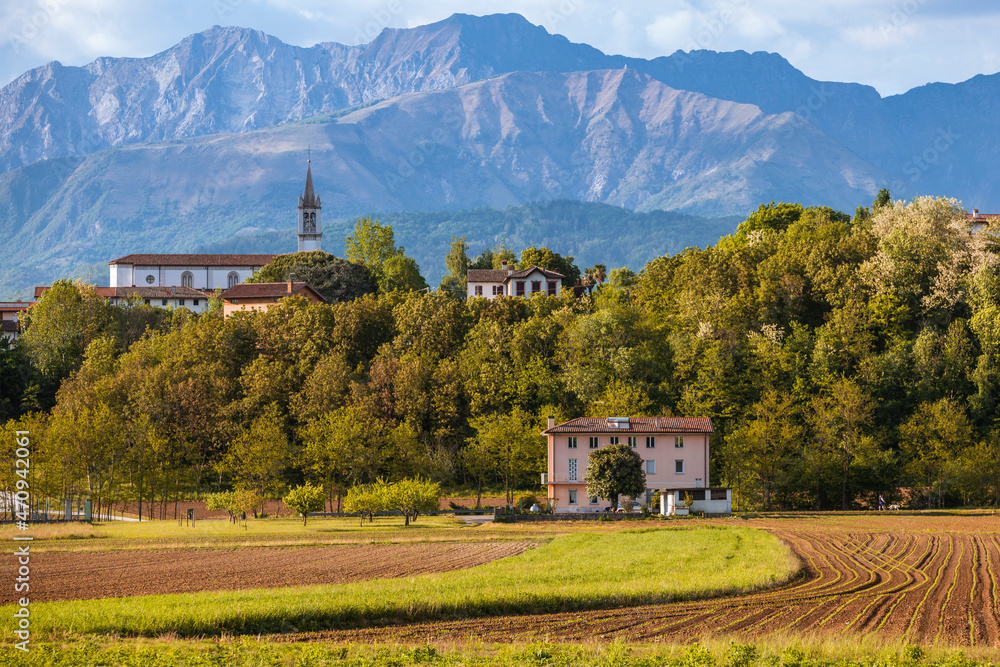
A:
9 526 797 638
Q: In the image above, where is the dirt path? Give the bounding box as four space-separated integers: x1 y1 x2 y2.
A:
0 542 532 603
287 526 1000 648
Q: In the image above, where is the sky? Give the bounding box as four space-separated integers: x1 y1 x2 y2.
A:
2 0 999 96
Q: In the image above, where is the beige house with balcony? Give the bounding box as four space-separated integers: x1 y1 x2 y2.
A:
542 416 729 514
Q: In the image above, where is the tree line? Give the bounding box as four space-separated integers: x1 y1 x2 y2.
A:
2 194 1000 516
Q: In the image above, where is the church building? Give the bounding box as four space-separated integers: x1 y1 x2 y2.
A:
107 159 322 290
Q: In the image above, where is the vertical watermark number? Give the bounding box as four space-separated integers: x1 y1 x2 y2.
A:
13 430 31 652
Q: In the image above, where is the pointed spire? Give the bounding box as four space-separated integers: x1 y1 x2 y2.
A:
300 148 319 208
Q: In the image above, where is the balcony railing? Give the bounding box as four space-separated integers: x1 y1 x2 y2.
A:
541 473 585 484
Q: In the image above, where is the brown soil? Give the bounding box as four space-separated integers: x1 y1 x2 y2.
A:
281 516 1000 648
1 542 532 603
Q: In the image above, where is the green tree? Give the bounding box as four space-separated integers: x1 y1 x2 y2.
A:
439 236 470 294
518 246 581 286
345 217 404 281
20 280 117 408
0 338 29 420
343 480 390 526
300 405 388 509
732 390 803 510
737 202 804 235
205 491 237 523
469 408 545 504
219 404 290 502
381 254 428 293
810 379 876 510
586 443 646 508
232 488 263 529
283 483 328 525
900 398 972 508
386 478 441 526
249 251 376 303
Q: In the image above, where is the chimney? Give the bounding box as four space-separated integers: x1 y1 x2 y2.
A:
287 280 293 293
547 415 555 430
973 209 980 219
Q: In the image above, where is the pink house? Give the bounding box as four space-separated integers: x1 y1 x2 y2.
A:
542 416 716 512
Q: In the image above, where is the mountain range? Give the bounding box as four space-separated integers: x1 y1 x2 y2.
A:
1 13 997 298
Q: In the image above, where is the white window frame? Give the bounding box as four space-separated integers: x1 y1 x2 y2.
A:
568 489 578 505
568 458 578 482
628 436 637 448
646 436 655 448
675 459 685 474
589 436 599 449
646 460 656 474
609 436 619 445
567 436 577 449
675 436 685 448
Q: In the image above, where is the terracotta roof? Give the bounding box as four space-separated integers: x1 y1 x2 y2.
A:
467 269 510 282
467 265 565 283
0 302 34 312
95 286 207 299
34 287 48 298
109 254 278 266
509 265 564 280
220 282 326 302
544 417 714 435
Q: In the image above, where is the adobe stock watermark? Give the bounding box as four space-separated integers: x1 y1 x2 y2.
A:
890 126 960 198
213 0 246 21
879 0 930 40
382 110 464 192
12 430 32 652
6 0 70 55
672 0 751 72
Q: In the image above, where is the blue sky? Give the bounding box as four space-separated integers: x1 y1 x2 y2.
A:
2 0 999 95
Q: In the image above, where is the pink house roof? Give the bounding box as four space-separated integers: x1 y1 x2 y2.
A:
544 417 714 434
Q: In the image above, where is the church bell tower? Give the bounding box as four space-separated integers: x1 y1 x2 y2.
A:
297 154 322 252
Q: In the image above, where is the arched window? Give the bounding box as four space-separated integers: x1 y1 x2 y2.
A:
303 212 309 228
181 271 193 288
228 271 239 288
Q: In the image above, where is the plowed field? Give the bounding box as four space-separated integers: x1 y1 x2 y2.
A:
0 541 532 603
299 519 1000 648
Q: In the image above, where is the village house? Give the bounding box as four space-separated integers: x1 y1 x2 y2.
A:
542 416 731 515
466 262 564 300
0 301 35 343
219 281 325 317
99 286 211 312
969 209 999 234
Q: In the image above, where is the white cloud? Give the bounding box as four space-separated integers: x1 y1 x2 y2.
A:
734 11 785 41
645 10 700 52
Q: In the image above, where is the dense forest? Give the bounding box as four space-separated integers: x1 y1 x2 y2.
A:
3 193 999 517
